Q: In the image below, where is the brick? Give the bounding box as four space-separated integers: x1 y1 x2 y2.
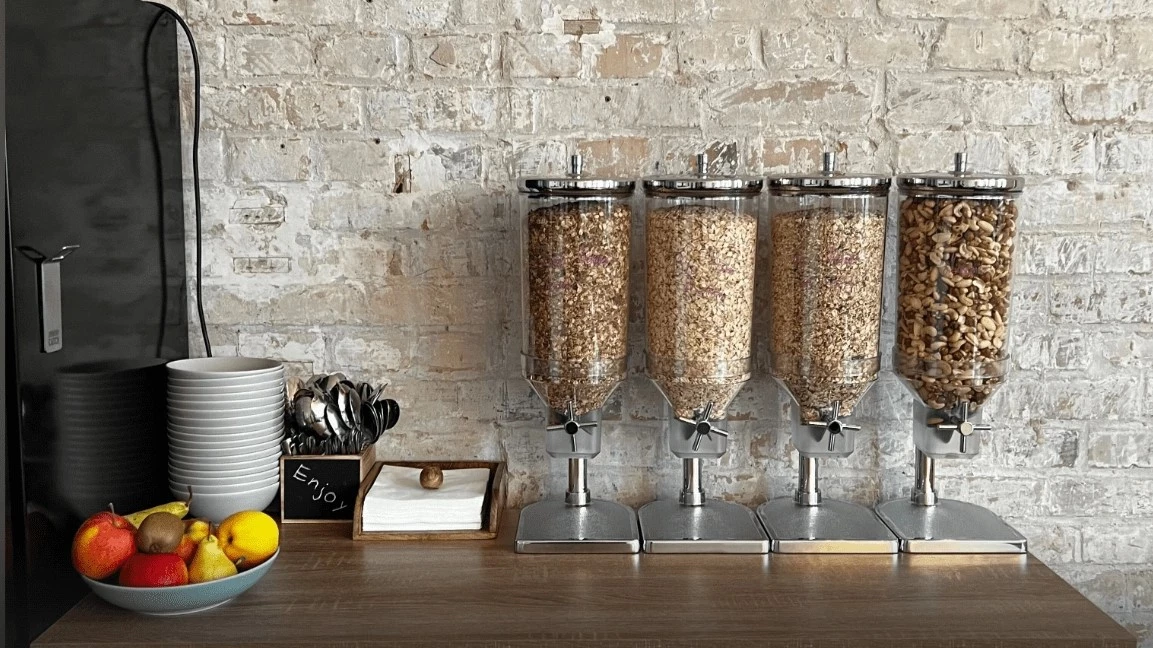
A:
1042 0 1110 18
678 0 808 22
284 86 362 131
228 32 315 77
1004 518 1079 563
540 0 674 23
1096 280 1153 324
413 329 493 376
1043 373 1141 419
332 334 409 374
983 421 1080 469
933 22 1019 71
317 138 394 183
505 34 581 78
678 24 758 73
357 0 450 30
594 33 671 78
1083 522 1153 564
1050 476 1153 517
414 35 498 80
237 329 325 366
887 75 967 131
1028 26 1105 73
708 78 873 129
233 257 291 274
1104 135 1153 174
316 34 408 81
1051 566 1129 614
457 0 503 25
1049 279 1101 324
1018 233 1094 276
1001 130 1096 176
972 81 1055 127
1011 329 1090 371
228 136 311 181
944 476 1047 517
220 0 357 25
366 88 501 133
846 22 936 68
809 0 874 17
1115 22 1153 72
1095 238 1153 275
764 22 841 69
895 131 966 170
1065 81 1153 125
760 137 824 173
1089 429 1153 468
226 186 287 225
575 137 652 176
880 0 1037 18
202 85 286 130
538 86 699 131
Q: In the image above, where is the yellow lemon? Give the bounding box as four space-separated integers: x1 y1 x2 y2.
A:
215 511 279 569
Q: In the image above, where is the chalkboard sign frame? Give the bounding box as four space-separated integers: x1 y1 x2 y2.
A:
279 445 376 523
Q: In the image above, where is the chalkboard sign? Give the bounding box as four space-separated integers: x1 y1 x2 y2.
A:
280 446 375 523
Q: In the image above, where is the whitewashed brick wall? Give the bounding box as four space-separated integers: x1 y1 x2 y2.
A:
168 0 1152 639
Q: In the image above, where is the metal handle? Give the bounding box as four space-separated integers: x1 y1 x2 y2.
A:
934 403 990 453
804 401 860 452
17 244 80 353
677 402 729 452
547 401 597 451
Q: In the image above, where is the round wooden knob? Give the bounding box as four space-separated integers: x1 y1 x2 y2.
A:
419 467 443 489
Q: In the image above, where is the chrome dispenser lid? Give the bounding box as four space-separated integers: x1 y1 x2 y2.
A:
898 153 1025 194
517 154 636 196
768 151 890 195
643 153 763 197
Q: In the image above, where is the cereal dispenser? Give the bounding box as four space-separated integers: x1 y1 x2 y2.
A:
757 152 898 553
876 153 1027 553
637 154 768 553
515 154 640 553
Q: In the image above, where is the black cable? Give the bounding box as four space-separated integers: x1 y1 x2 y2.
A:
143 11 167 358
145 2 212 357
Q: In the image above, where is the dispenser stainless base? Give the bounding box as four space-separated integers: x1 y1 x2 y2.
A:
757 498 898 554
515 499 640 554
638 499 768 554
875 498 1027 554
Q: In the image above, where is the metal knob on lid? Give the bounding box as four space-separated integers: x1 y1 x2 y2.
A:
517 153 635 196
767 150 890 195
643 151 763 196
897 151 1025 194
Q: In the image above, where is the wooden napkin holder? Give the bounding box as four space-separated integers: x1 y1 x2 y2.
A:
352 460 506 541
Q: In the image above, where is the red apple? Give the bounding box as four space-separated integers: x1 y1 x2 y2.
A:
71 511 137 580
174 534 197 565
118 553 188 587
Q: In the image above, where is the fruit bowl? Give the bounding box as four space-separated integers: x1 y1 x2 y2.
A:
81 548 279 615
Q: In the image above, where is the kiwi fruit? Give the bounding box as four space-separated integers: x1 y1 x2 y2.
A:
136 511 184 554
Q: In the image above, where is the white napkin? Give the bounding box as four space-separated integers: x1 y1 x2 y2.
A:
361 465 489 532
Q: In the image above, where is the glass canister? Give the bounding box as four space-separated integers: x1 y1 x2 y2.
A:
642 155 762 457
894 153 1023 456
518 156 635 453
767 152 889 457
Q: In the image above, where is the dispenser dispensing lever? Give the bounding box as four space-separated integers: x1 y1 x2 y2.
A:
934 403 990 453
804 401 860 452
547 401 597 451
677 402 728 452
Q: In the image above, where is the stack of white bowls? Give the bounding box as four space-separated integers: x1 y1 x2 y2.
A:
166 358 285 521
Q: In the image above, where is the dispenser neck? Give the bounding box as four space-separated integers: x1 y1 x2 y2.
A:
680 458 705 506
911 449 938 506
565 457 590 506
794 456 822 506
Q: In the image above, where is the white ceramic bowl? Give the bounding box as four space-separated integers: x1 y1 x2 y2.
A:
168 434 282 452
168 418 285 436
167 358 283 379
166 392 284 407
167 377 284 391
169 466 279 485
169 455 278 473
166 383 285 398
170 474 278 494
167 440 282 458
167 402 283 419
168 433 282 450
178 483 279 522
167 410 283 428
169 444 282 464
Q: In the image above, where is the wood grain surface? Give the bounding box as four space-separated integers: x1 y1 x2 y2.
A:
34 510 1135 648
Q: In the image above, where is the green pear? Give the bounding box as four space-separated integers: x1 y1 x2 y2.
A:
188 534 238 584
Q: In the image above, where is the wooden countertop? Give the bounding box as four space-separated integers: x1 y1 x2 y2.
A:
35 510 1135 648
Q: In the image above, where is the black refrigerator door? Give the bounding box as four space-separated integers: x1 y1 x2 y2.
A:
6 0 188 642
